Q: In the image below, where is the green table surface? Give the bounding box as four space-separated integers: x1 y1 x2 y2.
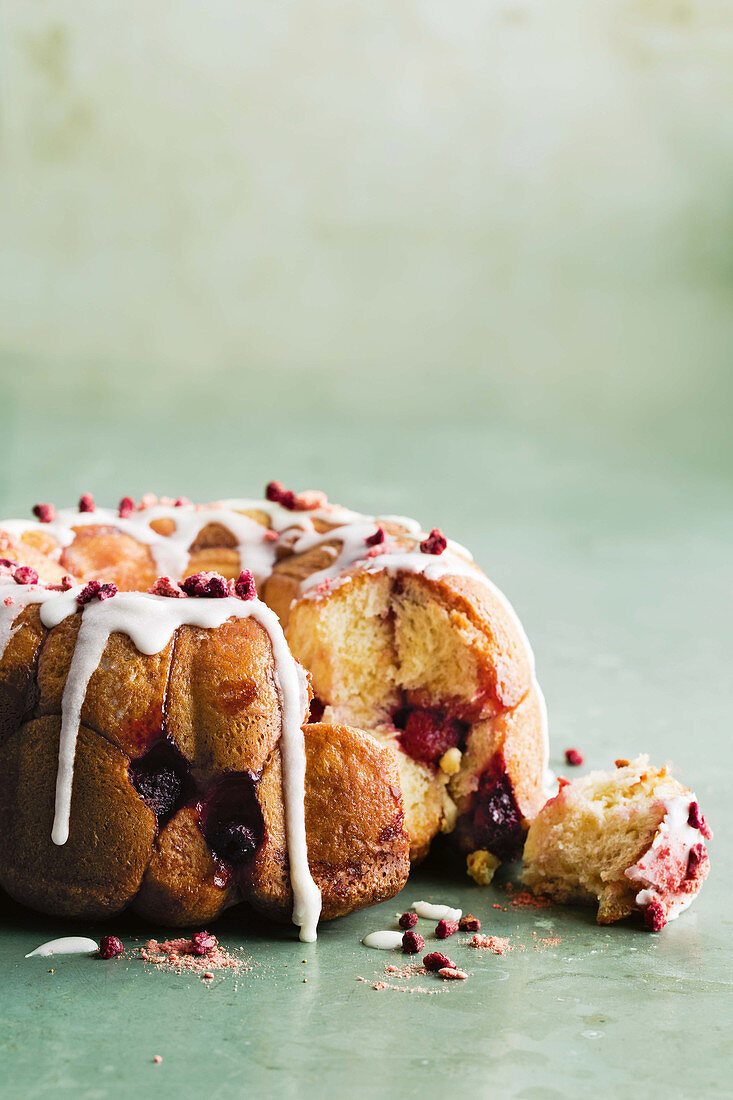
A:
0 361 731 1099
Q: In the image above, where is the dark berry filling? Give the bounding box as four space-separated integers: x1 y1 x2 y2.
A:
468 766 524 861
308 697 325 723
393 707 468 766
129 741 191 826
198 773 264 872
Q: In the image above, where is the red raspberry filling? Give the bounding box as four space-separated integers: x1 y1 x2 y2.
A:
32 503 56 523
191 931 218 955
423 951 455 971
180 572 231 598
564 748 584 766
77 580 118 605
234 570 257 601
687 801 712 839
435 919 459 939
401 930 425 954
420 528 447 555
643 899 667 932
118 496 135 519
78 493 95 513
396 708 466 766
99 935 124 959
398 912 418 929
459 914 481 932
13 566 39 586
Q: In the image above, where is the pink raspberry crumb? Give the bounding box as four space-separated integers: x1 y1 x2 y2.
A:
148 576 185 598
153 1056 163 1064
78 493 95 513
234 570 257 601
265 481 297 510
402 930 425 954
643 900 667 932
47 575 75 592
174 497 191 507
32 503 56 523
435 919 459 939
398 912 418 929
419 528 447 555
118 496 135 519
564 748 584 766
99 935 124 959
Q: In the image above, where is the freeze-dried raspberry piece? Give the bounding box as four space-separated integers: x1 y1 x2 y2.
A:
118 496 135 519
687 801 712 839
643 899 667 932
77 580 118 605
99 935 124 959
78 493 95 513
291 490 327 512
191 931 217 955
420 528 447 555
459 914 481 932
174 497 191 507
423 951 454 972
180 572 231 598
32 503 56 523
148 576 185 598
365 526 385 547
234 570 257 601
398 912 418 929
265 481 297 510
47 575 75 592
401 930 425 954
438 967 468 980
686 843 707 879
565 748 584 766
435 919 459 939
13 566 39 586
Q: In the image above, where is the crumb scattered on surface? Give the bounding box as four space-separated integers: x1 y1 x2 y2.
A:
153 1056 162 1064
507 887 551 909
139 937 249 979
471 933 516 955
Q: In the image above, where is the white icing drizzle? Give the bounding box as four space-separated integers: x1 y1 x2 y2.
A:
362 930 404 950
412 901 462 921
625 796 707 922
25 936 99 958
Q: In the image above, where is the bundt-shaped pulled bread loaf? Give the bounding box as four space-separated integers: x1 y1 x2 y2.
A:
522 756 712 930
0 486 549 932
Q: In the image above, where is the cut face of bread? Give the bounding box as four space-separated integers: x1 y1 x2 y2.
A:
283 549 547 864
522 756 712 929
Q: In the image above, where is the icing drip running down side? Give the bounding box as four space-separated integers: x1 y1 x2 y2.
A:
0 584 322 943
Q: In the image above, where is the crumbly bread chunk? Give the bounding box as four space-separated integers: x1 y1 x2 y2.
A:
523 756 711 927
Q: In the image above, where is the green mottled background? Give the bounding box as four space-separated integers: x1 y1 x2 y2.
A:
1 3 732 1098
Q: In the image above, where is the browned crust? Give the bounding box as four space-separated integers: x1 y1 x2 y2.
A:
0 604 46 745
0 717 156 918
36 613 173 759
165 617 293 787
249 722 410 922
134 805 237 925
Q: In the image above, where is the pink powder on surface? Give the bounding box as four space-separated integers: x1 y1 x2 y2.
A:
140 937 249 978
471 934 515 955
